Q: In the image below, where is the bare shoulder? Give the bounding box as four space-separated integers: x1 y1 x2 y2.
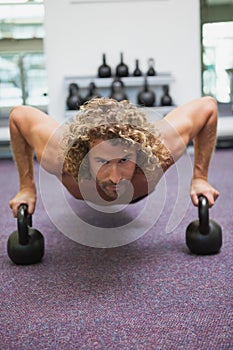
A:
161 96 217 137
153 96 217 161
10 105 64 174
38 123 66 175
10 105 59 128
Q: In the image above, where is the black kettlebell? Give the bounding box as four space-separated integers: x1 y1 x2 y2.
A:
133 59 142 77
109 78 128 102
186 195 222 255
146 58 156 76
160 85 173 106
116 52 129 78
7 204 44 265
83 82 101 103
137 76 156 107
98 53 112 78
66 83 83 110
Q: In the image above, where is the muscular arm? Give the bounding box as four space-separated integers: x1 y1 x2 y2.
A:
157 96 219 206
9 106 60 216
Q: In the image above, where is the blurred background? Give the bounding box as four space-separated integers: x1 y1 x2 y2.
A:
0 0 233 155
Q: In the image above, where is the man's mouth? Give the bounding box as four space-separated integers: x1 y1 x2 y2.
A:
98 179 131 196
102 182 125 196
107 185 118 192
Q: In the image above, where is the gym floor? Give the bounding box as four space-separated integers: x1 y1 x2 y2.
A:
0 148 232 349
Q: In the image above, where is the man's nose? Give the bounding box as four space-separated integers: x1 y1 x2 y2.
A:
109 165 122 184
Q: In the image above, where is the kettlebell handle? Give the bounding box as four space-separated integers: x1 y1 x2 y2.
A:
198 195 209 235
17 204 32 245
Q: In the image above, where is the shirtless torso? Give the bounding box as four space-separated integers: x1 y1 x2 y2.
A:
9 96 220 217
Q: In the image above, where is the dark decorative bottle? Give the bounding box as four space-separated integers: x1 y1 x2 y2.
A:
160 85 173 106
98 53 111 78
109 78 128 102
66 83 83 110
116 52 129 77
84 82 101 102
137 76 155 107
147 58 157 76
133 59 142 77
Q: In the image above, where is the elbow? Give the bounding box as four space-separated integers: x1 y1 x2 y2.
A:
201 96 218 128
202 96 218 116
9 106 24 123
203 95 217 106
9 105 30 127
10 105 24 115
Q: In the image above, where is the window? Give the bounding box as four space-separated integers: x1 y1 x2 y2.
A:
202 21 233 103
0 52 48 108
0 0 44 40
0 0 47 119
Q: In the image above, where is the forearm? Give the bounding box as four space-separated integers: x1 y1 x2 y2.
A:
9 108 35 190
192 98 218 180
161 96 219 206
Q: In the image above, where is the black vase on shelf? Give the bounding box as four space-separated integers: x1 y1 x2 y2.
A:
147 58 157 76
133 59 142 77
160 85 173 106
84 82 101 103
98 53 111 78
66 83 83 110
137 76 156 107
109 78 128 102
116 52 129 77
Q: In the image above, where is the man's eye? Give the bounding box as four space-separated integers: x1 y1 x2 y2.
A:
97 159 108 165
120 158 129 163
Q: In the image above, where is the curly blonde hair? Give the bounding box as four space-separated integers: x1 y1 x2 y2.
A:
62 98 173 181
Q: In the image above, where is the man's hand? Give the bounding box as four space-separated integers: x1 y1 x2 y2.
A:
190 178 219 207
9 185 37 217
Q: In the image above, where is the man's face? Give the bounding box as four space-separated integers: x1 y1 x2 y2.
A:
88 139 137 200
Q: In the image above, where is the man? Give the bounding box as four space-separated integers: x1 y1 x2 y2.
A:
9 97 219 217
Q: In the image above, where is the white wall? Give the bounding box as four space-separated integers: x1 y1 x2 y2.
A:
43 0 201 121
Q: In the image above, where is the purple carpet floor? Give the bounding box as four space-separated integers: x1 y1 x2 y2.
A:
0 149 232 350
